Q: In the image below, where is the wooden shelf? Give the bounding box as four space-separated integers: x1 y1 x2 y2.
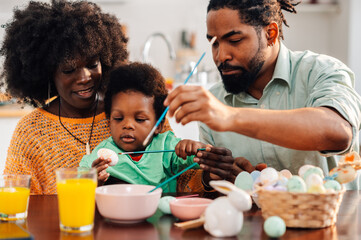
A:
297 3 340 13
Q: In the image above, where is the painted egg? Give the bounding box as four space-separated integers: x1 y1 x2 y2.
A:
303 167 324 181
307 184 326 193
298 164 314 178
260 167 279 185
287 176 306 193
97 148 118 166
275 176 288 188
329 165 357 184
263 216 286 238
324 180 342 191
158 196 176 214
250 170 261 181
279 169 292 179
235 172 254 191
305 173 323 188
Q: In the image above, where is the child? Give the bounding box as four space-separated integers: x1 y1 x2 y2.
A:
79 62 205 192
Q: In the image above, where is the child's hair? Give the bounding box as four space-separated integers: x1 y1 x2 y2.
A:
104 62 168 120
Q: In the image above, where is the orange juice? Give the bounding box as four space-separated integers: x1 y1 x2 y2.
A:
57 178 96 229
0 187 30 215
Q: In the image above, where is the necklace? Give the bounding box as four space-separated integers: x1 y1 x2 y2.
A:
58 96 98 155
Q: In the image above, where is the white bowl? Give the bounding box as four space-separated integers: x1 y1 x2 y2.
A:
96 184 162 223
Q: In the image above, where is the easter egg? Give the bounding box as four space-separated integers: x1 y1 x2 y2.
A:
303 167 324 181
287 176 306 193
298 164 314 178
329 165 356 184
305 173 323 188
158 196 176 214
324 180 342 191
259 167 279 185
275 176 288 188
97 148 118 166
263 216 286 238
307 184 326 193
250 170 261 181
279 169 292 179
235 172 254 191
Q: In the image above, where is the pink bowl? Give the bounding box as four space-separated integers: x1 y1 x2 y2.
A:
96 184 162 223
169 197 213 221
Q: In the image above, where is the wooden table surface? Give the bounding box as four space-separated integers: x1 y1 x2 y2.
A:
4 191 361 240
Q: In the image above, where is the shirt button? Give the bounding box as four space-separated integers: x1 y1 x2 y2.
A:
260 104 266 109
276 92 280 96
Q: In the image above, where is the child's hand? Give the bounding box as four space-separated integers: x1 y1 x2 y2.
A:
175 140 206 160
91 157 111 186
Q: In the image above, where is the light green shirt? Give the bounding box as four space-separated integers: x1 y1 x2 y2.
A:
80 131 198 193
200 43 361 188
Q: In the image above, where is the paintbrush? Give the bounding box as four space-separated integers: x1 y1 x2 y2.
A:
142 36 217 147
119 148 206 155
148 162 198 193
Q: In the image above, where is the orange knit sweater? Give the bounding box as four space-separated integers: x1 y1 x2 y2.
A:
4 108 203 194
4 109 111 194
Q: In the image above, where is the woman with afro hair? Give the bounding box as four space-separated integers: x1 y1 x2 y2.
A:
1 0 138 194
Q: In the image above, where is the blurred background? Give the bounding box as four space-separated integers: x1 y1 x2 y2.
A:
0 0 360 172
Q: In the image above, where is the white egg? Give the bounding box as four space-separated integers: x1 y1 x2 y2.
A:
97 148 119 166
298 165 314 178
305 173 323 188
260 167 279 185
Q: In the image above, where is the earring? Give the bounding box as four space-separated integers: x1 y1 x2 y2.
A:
46 81 51 107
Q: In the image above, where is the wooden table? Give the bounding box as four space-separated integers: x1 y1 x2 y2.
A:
4 191 361 240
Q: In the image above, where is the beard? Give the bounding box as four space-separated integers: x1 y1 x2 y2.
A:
218 51 265 95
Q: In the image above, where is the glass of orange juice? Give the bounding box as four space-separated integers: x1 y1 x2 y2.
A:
0 174 31 221
56 168 97 233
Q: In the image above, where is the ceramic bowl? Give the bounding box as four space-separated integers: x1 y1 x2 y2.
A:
96 184 162 223
169 197 213 221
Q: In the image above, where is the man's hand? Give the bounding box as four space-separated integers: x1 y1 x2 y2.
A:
194 145 235 182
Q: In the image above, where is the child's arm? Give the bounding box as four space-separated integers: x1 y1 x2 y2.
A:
91 157 111 186
175 140 206 160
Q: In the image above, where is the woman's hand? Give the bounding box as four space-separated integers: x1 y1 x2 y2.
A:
194 145 235 182
91 157 111 186
175 140 206 160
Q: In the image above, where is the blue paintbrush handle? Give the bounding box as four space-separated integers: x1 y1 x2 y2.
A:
120 148 206 155
143 52 206 146
148 162 198 193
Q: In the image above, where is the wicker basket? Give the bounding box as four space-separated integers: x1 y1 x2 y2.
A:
258 188 345 228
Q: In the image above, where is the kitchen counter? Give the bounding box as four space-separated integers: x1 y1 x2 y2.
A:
0 103 33 118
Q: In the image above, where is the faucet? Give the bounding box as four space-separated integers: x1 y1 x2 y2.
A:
142 32 176 63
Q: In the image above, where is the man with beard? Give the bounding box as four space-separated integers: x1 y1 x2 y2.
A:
164 0 361 188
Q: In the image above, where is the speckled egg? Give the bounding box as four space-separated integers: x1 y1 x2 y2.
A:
158 196 176 214
302 167 324 181
329 165 357 184
298 164 314 178
287 176 306 193
260 167 279 185
97 148 119 166
235 172 254 191
324 180 342 191
263 216 286 238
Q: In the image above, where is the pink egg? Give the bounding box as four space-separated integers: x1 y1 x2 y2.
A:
279 169 292 179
